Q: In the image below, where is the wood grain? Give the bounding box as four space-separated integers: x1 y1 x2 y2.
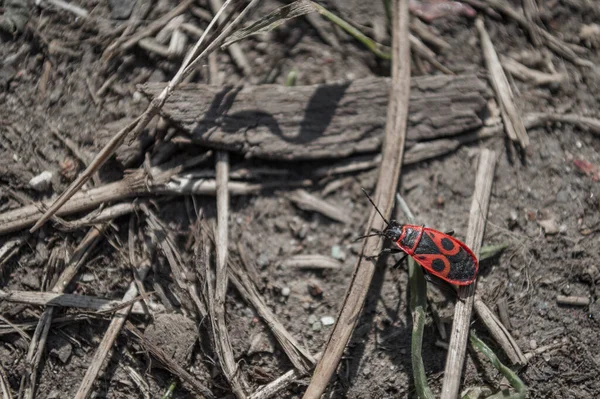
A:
140 74 487 160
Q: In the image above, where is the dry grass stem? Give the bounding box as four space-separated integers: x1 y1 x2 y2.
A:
229 260 315 373
0 363 11 399
28 0 262 233
473 299 527 365
20 225 105 399
288 190 352 224
282 255 342 270
501 56 565 86
209 151 247 398
409 34 453 74
476 18 529 148
74 263 151 399
249 353 322 399
0 290 153 315
302 0 411 397
209 0 252 75
440 148 497 399
556 295 590 306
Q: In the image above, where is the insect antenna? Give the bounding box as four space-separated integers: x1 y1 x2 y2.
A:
353 231 384 242
361 188 390 227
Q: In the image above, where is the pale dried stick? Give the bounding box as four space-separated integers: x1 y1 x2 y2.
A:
302 0 411 397
229 262 315 373
141 204 208 318
288 190 352 224
249 353 322 399
440 149 497 399
1 174 308 236
73 261 152 399
476 18 529 148
208 0 252 75
29 0 263 233
0 290 152 315
103 0 193 58
473 298 527 365
20 226 106 399
210 151 246 397
0 363 11 399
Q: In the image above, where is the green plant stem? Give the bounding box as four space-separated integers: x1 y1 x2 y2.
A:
313 3 392 60
396 193 435 399
160 382 177 399
469 332 527 399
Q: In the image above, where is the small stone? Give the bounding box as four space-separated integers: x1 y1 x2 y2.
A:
312 321 322 331
530 340 537 350
109 0 135 19
307 281 323 297
307 314 318 324
362 367 371 376
247 332 275 355
281 287 291 297
29 171 53 192
50 339 73 364
331 245 346 260
321 316 335 326
257 254 270 268
538 217 559 235
78 273 95 282
556 190 569 203
559 224 568 234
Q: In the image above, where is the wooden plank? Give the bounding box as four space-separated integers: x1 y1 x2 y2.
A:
140 74 488 160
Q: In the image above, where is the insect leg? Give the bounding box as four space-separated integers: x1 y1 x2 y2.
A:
391 253 408 268
365 247 404 261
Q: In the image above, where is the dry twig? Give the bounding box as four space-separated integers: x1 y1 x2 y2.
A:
20 226 105 399
476 18 529 149
501 56 565 86
473 298 527 365
282 255 342 270
208 0 252 75
29 0 263 233
208 151 246 398
288 190 352 224
73 262 152 399
440 149 497 399
0 290 152 314
302 0 411 396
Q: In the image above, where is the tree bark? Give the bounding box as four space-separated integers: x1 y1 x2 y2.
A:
140 74 488 160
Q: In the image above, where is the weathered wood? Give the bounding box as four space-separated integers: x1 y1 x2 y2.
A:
140 74 488 160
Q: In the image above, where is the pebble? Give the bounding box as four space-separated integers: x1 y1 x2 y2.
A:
257 254 270 268
308 315 318 324
307 281 323 297
281 287 291 297
331 245 346 261
556 190 570 203
29 171 53 192
312 321 322 331
530 339 538 350
321 316 335 326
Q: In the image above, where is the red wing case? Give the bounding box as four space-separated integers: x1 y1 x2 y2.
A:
396 225 478 285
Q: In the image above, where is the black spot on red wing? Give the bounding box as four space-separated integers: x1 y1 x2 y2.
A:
417 255 426 260
432 259 445 272
441 238 454 251
446 247 477 283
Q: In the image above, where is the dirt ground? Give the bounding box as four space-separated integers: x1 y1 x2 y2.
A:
1 0 600 398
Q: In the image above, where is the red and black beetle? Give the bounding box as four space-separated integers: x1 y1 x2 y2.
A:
359 190 478 286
